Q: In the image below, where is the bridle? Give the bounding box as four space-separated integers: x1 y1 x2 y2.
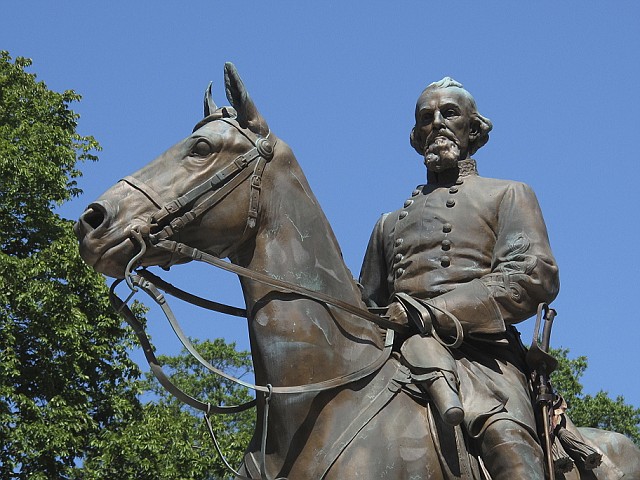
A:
121 111 275 258
109 111 404 479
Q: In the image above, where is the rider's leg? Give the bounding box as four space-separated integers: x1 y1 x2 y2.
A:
401 334 464 426
480 419 545 480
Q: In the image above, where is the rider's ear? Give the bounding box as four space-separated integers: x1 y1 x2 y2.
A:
468 118 480 144
224 62 270 137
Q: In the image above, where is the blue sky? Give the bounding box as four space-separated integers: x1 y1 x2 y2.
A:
3 2 639 407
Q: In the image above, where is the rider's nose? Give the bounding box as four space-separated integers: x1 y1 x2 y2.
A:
433 111 444 127
75 202 110 239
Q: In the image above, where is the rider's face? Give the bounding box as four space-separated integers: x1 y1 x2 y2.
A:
415 87 474 161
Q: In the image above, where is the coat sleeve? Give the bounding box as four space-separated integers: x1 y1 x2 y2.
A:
359 213 394 308
429 182 560 336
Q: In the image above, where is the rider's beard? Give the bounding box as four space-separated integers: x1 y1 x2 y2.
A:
423 137 460 173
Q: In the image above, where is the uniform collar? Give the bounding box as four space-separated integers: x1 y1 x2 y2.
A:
426 158 478 185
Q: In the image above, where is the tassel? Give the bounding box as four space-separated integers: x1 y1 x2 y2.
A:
557 426 602 470
552 440 574 474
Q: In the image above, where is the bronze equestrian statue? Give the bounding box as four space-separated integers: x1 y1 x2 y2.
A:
75 63 640 479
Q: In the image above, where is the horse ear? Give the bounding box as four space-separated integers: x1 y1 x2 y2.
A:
203 82 218 117
224 62 269 136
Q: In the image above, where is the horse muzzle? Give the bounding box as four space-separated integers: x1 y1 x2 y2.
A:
75 199 142 278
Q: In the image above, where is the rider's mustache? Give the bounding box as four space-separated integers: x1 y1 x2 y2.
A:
426 129 457 147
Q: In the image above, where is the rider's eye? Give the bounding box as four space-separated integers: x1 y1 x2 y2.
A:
192 139 213 157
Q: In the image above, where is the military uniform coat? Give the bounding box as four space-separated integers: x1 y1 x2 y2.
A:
359 159 560 437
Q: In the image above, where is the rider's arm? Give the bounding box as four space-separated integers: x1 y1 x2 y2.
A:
359 213 394 308
429 182 559 337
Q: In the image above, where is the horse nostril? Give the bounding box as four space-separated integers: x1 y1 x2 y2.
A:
81 203 108 231
84 208 103 229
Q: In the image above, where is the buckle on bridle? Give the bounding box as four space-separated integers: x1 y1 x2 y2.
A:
250 175 262 188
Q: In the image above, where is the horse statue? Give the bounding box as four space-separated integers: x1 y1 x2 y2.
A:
75 63 640 479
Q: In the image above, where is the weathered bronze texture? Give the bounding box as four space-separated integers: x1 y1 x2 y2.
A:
75 65 640 479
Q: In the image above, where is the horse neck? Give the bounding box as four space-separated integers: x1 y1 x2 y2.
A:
236 141 384 387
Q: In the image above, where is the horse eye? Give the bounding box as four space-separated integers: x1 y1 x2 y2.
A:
192 139 213 157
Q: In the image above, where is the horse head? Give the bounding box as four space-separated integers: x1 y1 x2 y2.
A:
75 63 274 279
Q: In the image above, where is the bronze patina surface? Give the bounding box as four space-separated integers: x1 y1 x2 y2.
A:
75 65 640 479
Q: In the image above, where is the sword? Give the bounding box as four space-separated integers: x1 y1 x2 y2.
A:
527 303 558 480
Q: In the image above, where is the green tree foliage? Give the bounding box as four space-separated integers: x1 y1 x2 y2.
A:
0 50 143 479
551 348 640 445
0 51 255 479
81 339 255 479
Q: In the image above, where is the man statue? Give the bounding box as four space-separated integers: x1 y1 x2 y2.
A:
359 77 560 479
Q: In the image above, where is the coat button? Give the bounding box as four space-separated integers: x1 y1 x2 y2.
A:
395 253 403 262
399 211 408 219
440 256 451 267
446 199 456 208
412 188 421 197
455 179 464 185
395 238 404 247
396 268 405 277
449 186 459 194
442 223 452 233
441 239 451 251
404 199 414 208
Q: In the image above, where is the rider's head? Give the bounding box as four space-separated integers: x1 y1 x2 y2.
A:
410 78 492 172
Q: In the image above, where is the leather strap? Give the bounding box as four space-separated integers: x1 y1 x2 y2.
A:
109 280 256 414
394 292 464 348
312 361 406 479
149 160 259 243
122 115 275 246
114 271 395 397
137 268 246 317
121 175 164 208
152 239 411 335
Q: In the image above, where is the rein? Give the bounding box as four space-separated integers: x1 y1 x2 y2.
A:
111 239 396 480
113 262 396 399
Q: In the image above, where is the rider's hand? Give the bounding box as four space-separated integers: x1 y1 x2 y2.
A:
386 301 409 326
